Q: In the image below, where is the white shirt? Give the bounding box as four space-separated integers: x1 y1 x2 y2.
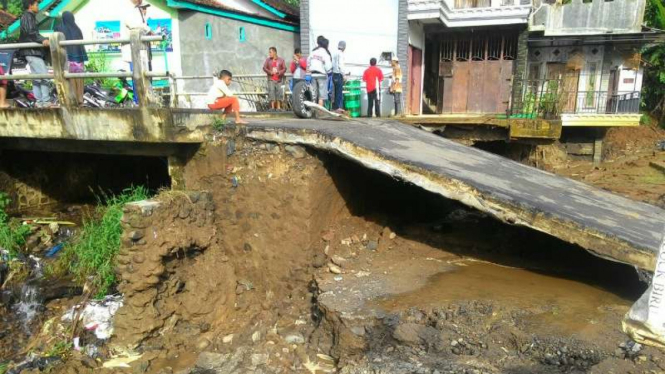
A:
206 79 234 105
332 50 346 75
307 48 332 75
121 8 151 63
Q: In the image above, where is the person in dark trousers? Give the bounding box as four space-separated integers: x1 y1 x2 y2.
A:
331 41 346 111
363 58 384 118
55 11 88 105
19 0 51 108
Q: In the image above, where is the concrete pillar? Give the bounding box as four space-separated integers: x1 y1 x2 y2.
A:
510 27 529 116
593 128 607 165
49 32 77 108
130 29 154 107
397 0 409 113
168 155 186 190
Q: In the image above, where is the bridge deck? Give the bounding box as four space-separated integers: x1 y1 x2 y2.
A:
246 118 665 271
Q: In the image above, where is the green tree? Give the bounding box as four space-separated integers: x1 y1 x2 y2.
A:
4 0 23 17
283 0 299 6
642 0 665 127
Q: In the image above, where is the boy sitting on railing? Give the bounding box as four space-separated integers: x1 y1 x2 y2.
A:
206 70 247 125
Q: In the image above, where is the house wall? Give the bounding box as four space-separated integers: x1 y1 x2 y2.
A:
530 0 647 35
177 10 298 107
527 45 643 94
408 21 425 50
71 0 181 75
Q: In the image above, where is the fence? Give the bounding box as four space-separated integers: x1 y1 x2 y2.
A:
0 32 396 111
510 78 641 119
0 30 168 108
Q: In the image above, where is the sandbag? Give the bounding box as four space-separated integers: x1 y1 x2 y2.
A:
623 230 665 347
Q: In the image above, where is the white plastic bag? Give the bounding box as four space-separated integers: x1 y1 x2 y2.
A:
623 231 665 347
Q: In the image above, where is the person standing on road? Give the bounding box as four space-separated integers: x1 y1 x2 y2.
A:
390 56 403 116
19 0 51 108
262 47 286 112
55 11 88 105
363 58 384 118
290 48 307 89
332 41 347 111
307 35 333 108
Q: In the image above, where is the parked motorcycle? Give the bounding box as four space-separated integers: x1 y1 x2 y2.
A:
10 82 36 108
83 81 115 108
110 73 135 106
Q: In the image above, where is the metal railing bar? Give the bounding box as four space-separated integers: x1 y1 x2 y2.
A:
59 35 164 47
0 35 165 50
0 74 54 80
64 72 132 79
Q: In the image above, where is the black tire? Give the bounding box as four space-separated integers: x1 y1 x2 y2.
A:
292 80 318 119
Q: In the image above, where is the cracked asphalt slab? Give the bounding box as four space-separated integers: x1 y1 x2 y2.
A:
245 118 665 271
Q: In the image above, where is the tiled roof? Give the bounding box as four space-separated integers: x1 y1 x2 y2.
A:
183 0 299 20
0 10 17 27
261 0 299 17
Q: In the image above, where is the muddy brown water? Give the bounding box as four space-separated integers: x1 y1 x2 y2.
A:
376 262 632 340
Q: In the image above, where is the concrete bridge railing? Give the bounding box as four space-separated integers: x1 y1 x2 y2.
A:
0 30 168 109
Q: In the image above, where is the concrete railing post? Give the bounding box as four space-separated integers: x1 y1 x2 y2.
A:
130 29 153 107
49 32 77 108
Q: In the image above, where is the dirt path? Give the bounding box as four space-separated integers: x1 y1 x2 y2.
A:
555 126 665 208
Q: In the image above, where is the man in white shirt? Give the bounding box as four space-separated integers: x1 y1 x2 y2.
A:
331 41 347 111
207 70 247 124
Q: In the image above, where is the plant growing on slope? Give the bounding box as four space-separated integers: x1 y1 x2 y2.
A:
0 192 31 255
212 117 226 132
50 186 150 298
641 0 665 127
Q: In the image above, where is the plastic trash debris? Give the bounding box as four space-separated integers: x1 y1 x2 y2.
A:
102 351 142 368
232 176 239 188
657 140 665 152
45 244 64 258
623 231 665 347
85 344 99 358
62 295 123 340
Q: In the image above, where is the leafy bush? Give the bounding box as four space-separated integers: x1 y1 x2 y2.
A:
642 0 665 127
51 186 150 298
85 52 117 89
0 193 31 255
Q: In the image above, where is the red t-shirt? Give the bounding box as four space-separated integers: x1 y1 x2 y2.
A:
363 66 384 93
271 60 279 81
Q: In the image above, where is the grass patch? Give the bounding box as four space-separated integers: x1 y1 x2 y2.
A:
0 363 7 374
212 117 226 132
638 169 665 184
49 186 150 298
45 340 73 358
0 193 32 256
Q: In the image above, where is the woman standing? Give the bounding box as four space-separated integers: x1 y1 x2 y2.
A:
55 11 88 104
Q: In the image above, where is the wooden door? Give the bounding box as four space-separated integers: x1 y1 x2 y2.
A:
408 46 423 115
467 61 485 113
451 61 469 113
481 61 501 113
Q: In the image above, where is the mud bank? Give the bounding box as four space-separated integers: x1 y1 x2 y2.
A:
2 131 662 374
43 136 662 373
